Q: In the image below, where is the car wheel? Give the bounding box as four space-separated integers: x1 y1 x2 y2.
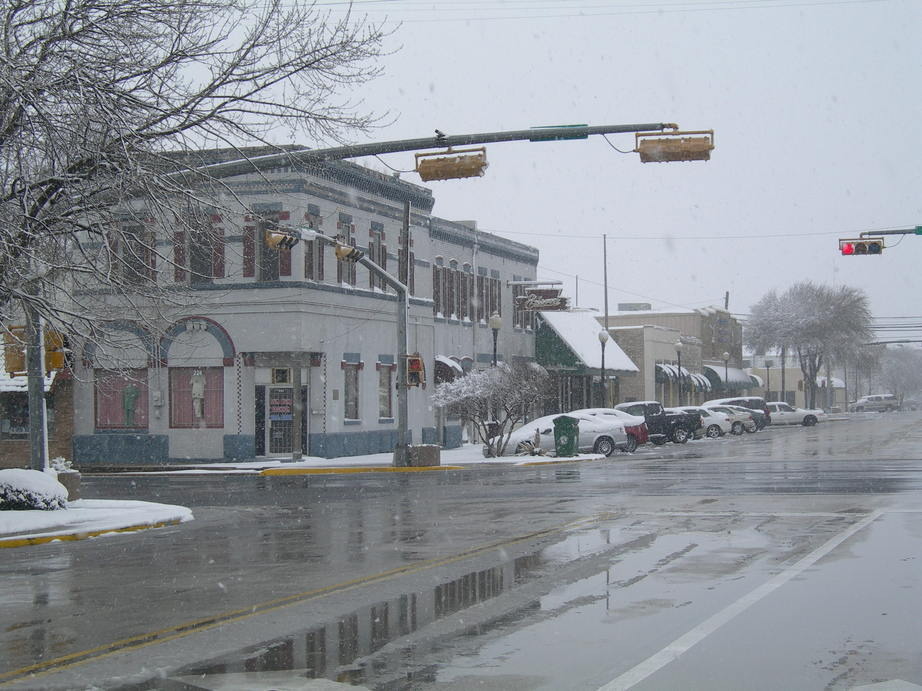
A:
731 421 743 435
621 434 638 453
744 422 757 433
672 427 689 444
706 424 722 438
651 436 668 446
594 436 616 457
803 415 817 426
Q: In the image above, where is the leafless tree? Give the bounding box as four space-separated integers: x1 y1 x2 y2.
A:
0 0 388 350
746 282 872 408
431 362 551 457
879 346 922 403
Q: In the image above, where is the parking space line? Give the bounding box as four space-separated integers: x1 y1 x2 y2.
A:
597 509 883 691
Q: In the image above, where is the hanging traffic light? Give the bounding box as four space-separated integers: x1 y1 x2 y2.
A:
635 130 714 162
839 238 884 255
264 229 299 249
334 243 364 262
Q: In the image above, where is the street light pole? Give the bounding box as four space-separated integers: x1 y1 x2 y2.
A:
599 329 610 407
489 312 502 367
723 351 730 395
675 339 683 406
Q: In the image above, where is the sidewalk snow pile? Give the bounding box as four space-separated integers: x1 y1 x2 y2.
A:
0 469 68 511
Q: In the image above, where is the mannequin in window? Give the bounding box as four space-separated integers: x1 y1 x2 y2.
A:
190 369 205 421
122 384 139 427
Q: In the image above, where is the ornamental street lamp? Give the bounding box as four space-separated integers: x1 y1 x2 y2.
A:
723 351 730 394
675 339 683 406
599 329 610 407
489 312 502 367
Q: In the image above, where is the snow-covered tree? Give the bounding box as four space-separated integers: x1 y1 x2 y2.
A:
747 282 871 408
431 362 550 457
879 346 922 402
0 0 387 343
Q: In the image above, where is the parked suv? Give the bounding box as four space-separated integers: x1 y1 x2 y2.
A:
702 396 771 428
851 394 900 412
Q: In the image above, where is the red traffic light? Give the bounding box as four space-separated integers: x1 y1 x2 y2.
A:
839 238 884 256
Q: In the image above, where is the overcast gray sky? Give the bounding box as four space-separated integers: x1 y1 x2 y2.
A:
333 0 920 336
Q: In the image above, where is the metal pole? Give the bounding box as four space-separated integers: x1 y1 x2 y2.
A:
677 349 682 406
25 302 48 471
180 123 680 182
294 226 409 466
492 329 498 367
600 342 606 407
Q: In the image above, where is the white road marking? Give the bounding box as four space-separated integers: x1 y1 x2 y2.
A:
597 509 884 691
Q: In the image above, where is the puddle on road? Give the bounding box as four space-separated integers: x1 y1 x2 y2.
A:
134 519 795 690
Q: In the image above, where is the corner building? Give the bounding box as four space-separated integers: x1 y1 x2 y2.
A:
71 153 538 465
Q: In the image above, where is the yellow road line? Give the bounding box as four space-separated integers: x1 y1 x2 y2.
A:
0 519 183 550
260 465 465 475
0 515 595 686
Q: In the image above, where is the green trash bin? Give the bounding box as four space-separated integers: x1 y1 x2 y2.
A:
553 415 580 457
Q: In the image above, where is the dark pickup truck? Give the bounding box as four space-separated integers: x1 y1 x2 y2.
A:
614 401 700 445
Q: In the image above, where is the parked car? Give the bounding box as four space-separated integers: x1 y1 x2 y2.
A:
702 396 771 428
501 413 629 457
850 394 900 412
614 400 698 444
766 401 827 426
571 408 649 452
703 404 754 435
674 406 732 438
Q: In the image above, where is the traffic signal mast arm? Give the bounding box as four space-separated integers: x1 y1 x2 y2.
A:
175 123 683 182
860 226 922 238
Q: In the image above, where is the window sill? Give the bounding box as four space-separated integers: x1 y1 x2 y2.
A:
378 417 395 424
344 419 362 426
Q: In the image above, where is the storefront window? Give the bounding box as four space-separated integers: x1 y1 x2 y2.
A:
0 393 29 439
95 369 149 429
169 367 224 428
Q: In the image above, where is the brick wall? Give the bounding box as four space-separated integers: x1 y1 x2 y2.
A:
0 375 74 469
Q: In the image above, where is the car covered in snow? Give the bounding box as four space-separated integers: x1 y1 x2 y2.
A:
571 408 649 451
703 404 754 435
673 406 733 438
766 401 827 426
500 412 629 457
702 396 771 428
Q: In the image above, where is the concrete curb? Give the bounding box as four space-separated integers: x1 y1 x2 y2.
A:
0 518 184 549
259 465 466 476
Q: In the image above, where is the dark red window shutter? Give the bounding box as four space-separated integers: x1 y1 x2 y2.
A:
173 231 186 282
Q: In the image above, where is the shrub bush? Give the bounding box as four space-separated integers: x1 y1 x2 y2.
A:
0 469 68 511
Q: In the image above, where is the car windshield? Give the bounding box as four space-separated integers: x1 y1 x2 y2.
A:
3 2 920 690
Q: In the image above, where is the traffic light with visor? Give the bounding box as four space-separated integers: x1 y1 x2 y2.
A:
839 238 884 255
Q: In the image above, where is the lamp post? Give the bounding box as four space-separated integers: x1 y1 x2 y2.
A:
598 329 610 407
489 312 502 367
723 351 730 394
675 339 683 406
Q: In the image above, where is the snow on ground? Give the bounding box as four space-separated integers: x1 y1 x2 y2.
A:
0 497 193 546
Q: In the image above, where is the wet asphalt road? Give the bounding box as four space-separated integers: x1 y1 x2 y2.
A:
2 412 922 690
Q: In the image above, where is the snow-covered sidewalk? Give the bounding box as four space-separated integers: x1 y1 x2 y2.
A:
136 444 610 475
0 498 193 548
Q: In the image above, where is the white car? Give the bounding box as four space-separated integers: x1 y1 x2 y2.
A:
500 413 628 457
766 401 827 426
674 406 732 438
703 405 754 435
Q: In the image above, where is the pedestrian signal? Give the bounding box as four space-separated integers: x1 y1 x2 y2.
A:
406 355 426 387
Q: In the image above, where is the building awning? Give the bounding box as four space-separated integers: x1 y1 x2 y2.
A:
703 364 754 390
538 311 639 373
435 355 464 375
655 364 711 391
434 355 464 384
749 373 764 387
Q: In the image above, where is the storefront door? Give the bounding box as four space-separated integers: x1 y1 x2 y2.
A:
268 386 293 454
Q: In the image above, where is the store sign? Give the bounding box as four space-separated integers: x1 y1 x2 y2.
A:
515 288 569 311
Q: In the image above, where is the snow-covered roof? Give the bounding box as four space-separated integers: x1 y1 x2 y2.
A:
539 311 638 372
435 355 464 374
